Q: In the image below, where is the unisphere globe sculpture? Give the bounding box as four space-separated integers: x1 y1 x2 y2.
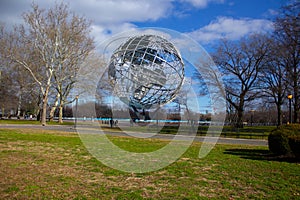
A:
108 34 184 115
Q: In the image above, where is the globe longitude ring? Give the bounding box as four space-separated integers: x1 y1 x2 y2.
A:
75 28 226 173
108 35 184 116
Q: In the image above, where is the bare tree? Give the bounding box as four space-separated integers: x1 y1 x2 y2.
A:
0 24 15 117
213 35 270 127
4 9 56 125
0 66 18 117
44 3 95 123
1 24 34 118
259 38 288 126
274 1 300 123
4 2 94 125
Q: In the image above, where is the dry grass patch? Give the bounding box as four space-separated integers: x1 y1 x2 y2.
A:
0 128 299 199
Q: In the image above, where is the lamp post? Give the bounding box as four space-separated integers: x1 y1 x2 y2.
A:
287 94 292 124
74 95 79 128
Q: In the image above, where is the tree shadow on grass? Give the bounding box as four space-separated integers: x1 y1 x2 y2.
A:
224 148 300 163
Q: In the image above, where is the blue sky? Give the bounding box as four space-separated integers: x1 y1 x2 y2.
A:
0 0 286 50
0 0 287 113
135 0 281 32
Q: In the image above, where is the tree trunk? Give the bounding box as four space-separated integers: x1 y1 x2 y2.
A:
49 106 56 122
58 104 63 124
235 98 244 128
17 94 22 118
293 90 299 123
277 104 282 127
41 88 50 126
276 95 283 127
1 106 4 118
49 93 60 121
41 96 47 126
236 108 244 128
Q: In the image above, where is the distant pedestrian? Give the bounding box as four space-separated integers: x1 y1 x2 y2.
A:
110 119 113 128
130 119 133 126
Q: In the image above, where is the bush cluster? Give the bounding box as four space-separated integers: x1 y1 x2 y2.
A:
268 124 300 157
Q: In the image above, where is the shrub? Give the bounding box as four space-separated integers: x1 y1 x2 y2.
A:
268 131 291 155
289 136 300 158
268 124 300 156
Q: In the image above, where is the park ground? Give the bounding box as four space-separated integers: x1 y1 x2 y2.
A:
0 125 299 199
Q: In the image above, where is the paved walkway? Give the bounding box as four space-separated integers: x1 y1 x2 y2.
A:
0 124 268 146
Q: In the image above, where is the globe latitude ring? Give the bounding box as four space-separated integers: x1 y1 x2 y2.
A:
108 34 184 111
75 27 226 173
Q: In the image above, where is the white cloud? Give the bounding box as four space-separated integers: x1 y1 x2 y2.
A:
0 0 227 29
0 0 273 47
68 0 173 24
179 0 225 8
0 0 175 41
0 0 173 25
188 16 274 44
91 23 138 46
90 25 181 58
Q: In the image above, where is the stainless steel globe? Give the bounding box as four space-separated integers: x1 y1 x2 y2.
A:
108 34 184 111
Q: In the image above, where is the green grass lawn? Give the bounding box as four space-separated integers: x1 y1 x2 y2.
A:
0 128 299 199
